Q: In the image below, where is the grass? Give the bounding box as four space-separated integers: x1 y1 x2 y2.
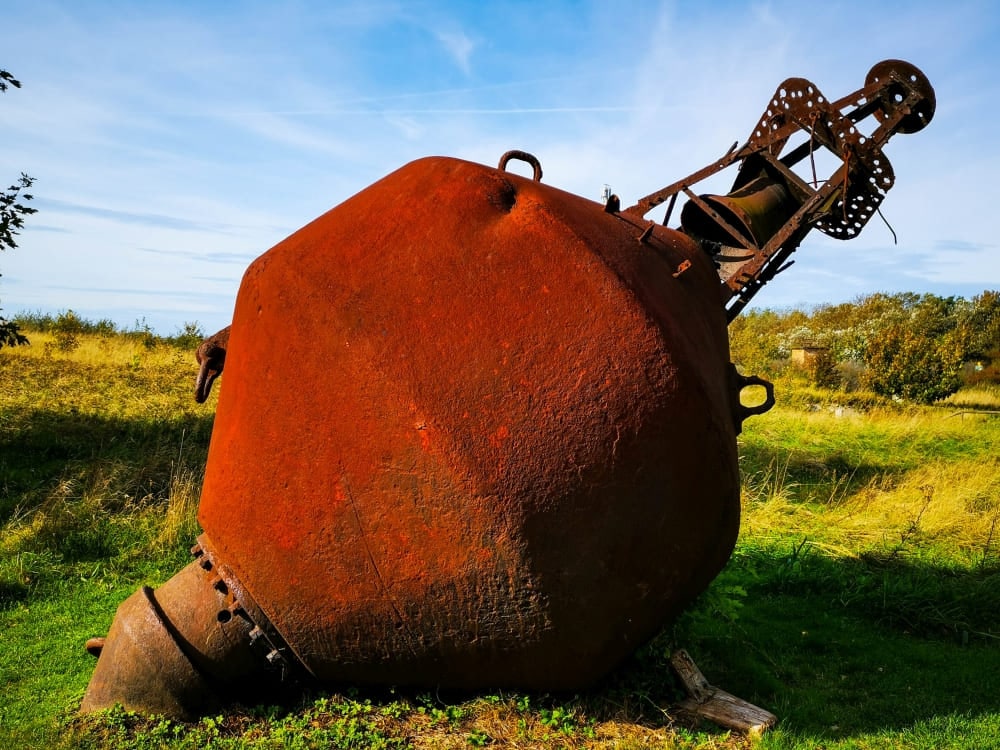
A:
2 329 999 749
943 384 1000 411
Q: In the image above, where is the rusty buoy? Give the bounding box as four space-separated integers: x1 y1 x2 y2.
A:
82 60 934 719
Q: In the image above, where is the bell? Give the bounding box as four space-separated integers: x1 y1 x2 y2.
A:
680 172 805 249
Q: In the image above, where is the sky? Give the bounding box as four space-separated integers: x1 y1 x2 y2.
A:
2 0 998 336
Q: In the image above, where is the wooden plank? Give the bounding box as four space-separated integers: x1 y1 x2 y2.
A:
670 648 713 702
670 649 777 735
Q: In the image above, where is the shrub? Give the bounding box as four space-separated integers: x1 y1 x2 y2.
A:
52 309 85 352
171 321 205 349
862 322 964 404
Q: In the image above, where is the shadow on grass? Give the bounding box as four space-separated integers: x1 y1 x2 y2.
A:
0 580 30 607
182 546 998 741
0 408 214 522
0 408 213 612
667 544 1000 738
739 440 900 502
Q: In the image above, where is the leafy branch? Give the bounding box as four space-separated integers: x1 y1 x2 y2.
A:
0 69 22 92
1 172 36 251
1 67 36 347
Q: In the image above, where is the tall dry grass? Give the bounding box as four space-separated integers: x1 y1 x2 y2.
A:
740 406 1000 568
1 330 211 592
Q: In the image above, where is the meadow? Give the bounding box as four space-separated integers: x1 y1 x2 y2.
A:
1 327 998 749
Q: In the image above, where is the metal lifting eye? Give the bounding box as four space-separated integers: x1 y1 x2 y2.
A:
498 150 543 182
730 365 775 433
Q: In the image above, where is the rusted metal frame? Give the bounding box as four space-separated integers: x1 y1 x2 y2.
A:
723 228 807 322
653 77 911 313
661 190 680 227
628 88 841 220
755 150 814 201
725 168 843 291
775 93 865 167
803 93 917 238
853 91 921 153
815 149 895 238
626 65 921 224
828 81 884 118
743 104 836 154
720 165 849 316
720 80 923 306
834 64 932 136
722 223 808 301
626 105 817 220
744 75 909 181
724 95 907 309
776 90 881 169
823 76 926 155
623 140 749 218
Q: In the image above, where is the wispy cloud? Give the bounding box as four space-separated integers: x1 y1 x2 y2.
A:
934 239 995 254
433 29 476 75
18 224 71 235
136 247 257 265
33 198 240 233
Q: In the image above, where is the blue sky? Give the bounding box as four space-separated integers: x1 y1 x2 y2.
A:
2 0 998 335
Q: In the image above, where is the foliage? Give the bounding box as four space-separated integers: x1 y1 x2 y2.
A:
0 69 22 93
729 291 1000 403
10 311 208 349
1 68 36 349
0 309 29 346
172 322 205 349
0 172 35 252
14 309 116 335
862 320 965 404
958 290 1000 361
728 309 790 375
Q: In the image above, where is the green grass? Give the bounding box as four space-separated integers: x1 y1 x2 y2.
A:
2 329 999 748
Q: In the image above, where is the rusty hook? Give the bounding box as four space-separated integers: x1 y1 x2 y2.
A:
498 150 543 182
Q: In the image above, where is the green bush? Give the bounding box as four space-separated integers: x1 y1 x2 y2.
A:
862 322 965 404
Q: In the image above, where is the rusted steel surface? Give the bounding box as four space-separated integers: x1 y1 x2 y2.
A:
199 155 739 690
82 60 934 718
81 540 301 719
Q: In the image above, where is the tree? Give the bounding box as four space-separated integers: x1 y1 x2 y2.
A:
959 290 1000 361
860 295 967 404
1 68 36 347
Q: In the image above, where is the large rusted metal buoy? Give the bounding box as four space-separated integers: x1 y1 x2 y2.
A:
82 60 933 719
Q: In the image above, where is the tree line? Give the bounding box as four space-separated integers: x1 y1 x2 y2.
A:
729 291 1000 404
